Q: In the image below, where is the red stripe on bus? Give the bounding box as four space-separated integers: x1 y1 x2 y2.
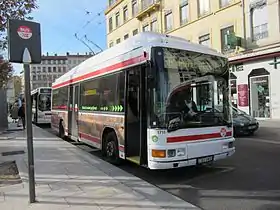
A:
167 131 232 143
52 54 147 89
119 145 124 151
79 133 101 144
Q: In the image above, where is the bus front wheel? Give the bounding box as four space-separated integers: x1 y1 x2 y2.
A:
104 132 121 165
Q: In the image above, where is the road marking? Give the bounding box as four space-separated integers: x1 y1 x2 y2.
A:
240 138 280 145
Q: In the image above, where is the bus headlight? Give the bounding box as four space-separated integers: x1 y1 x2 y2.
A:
177 148 186 156
168 149 176 158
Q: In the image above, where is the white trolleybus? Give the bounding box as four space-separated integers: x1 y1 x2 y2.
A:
31 87 52 124
51 32 235 170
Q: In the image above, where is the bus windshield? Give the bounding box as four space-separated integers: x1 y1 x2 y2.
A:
38 94 51 112
150 47 231 131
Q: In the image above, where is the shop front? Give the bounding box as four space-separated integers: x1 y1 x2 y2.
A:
229 48 280 119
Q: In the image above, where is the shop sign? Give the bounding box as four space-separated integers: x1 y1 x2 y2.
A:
238 84 249 107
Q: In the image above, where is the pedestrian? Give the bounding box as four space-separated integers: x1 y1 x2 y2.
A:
17 94 23 127
18 98 26 129
11 101 19 123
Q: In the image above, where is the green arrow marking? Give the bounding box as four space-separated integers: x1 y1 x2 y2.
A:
119 105 123 112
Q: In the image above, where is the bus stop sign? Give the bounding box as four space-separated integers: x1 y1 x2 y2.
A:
8 19 41 64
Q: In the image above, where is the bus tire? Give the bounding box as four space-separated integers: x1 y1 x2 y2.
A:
104 132 121 165
59 122 65 139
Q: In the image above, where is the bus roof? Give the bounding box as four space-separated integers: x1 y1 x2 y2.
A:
52 32 226 89
31 87 52 95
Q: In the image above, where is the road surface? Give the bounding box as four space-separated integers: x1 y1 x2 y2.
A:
44 123 280 210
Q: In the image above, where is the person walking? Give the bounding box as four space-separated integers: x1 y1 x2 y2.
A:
18 98 26 129
17 94 23 127
10 101 19 123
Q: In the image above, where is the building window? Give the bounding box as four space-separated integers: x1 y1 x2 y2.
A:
32 75 36 81
142 24 149 32
116 38 121 44
151 19 158 32
68 60 71 64
132 0 138 16
53 67 57 72
199 34 210 47
116 12 120 27
221 25 234 53
58 67 62 73
220 0 231 8
198 0 210 17
124 34 129 40
180 0 189 25
63 67 67 72
42 67 46 72
123 5 128 22
48 67 52 72
251 2 268 41
109 17 113 32
133 29 138 36
48 60 51 64
164 11 173 32
109 42 114 48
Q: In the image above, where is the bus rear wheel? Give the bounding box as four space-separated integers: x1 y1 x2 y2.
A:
104 132 121 165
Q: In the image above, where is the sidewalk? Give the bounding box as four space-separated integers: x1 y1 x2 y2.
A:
0 124 200 210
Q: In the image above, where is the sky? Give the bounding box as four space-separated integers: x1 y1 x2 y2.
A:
13 0 107 74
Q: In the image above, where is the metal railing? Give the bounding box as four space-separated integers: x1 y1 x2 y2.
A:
140 0 160 12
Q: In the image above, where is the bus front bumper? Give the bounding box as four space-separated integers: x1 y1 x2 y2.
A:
148 148 235 170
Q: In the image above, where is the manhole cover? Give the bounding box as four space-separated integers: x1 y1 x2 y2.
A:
1 150 25 156
0 161 22 186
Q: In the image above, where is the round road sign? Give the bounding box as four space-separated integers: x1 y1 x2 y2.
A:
17 26 32 40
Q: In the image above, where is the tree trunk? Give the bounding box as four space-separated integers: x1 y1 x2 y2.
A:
0 88 8 130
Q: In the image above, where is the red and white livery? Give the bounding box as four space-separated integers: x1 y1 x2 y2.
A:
51 32 235 170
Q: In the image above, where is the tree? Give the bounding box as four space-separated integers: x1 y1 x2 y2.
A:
0 57 13 88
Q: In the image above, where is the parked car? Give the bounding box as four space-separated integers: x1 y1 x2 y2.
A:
231 106 259 136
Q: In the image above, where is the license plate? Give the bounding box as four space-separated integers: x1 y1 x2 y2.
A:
248 125 256 129
197 156 214 164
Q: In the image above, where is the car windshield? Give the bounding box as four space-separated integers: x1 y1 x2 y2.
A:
149 47 231 131
38 94 51 111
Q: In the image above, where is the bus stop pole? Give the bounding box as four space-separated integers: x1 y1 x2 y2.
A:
23 48 36 203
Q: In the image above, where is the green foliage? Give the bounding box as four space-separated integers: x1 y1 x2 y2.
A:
0 57 14 88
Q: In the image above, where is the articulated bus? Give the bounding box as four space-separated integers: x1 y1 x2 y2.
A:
31 87 52 124
51 32 235 170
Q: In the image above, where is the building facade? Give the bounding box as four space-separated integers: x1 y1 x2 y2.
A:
6 76 22 104
105 0 280 119
30 52 93 90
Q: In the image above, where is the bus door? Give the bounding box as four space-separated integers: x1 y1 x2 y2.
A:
125 65 148 166
68 85 80 140
32 93 38 124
